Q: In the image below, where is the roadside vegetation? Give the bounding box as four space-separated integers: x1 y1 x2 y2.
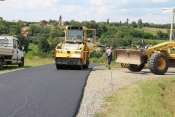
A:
0 17 174 60
1 16 174 70
95 76 175 117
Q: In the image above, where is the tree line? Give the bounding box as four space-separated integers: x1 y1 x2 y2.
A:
0 18 173 58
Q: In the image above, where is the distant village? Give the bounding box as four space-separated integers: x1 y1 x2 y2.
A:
0 16 66 37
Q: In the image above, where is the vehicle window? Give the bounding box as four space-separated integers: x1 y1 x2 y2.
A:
66 29 83 41
16 40 19 49
13 39 17 48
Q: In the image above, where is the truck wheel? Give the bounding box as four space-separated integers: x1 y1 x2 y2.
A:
148 52 168 75
127 63 145 72
18 58 24 67
0 59 3 70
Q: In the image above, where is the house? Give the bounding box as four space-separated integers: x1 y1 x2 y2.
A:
21 32 29 37
22 27 29 32
21 27 29 37
58 20 65 26
40 20 48 25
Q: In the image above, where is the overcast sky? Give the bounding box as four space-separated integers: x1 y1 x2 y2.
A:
0 0 174 24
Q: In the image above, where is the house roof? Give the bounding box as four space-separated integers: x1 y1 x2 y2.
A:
22 27 29 32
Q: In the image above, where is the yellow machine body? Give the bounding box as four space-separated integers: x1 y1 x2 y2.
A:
54 26 96 69
116 41 175 75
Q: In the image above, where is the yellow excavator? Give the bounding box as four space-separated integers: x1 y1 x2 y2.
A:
54 26 96 70
116 32 175 75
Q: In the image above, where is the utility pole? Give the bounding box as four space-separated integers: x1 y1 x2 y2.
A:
163 8 175 42
163 8 175 53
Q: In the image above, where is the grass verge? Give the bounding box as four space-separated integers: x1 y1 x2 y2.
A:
25 56 54 67
95 77 175 117
0 57 54 74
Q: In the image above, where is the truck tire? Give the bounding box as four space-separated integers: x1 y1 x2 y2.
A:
18 58 24 67
148 52 168 75
0 59 3 70
127 63 145 72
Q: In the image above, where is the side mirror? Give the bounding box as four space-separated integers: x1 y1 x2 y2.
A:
22 46 24 51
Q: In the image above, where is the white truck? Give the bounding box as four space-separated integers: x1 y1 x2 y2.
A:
0 36 24 70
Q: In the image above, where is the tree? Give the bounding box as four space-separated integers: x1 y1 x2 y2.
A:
125 18 129 26
49 27 64 40
29 24 41 36
16 34 29 52
119 21 122 26
115 31 124 38
15 24 21 35
38 37 50 57
50 37 63 50
59 15 62 22
131 21 137 28
138 19 143 29
107 18 109 24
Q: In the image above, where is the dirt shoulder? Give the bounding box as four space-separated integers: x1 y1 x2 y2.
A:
76 67 175 117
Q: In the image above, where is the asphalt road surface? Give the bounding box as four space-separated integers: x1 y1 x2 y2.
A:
0 63 99 117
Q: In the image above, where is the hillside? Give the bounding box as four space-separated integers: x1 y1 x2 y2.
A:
143 27 169 35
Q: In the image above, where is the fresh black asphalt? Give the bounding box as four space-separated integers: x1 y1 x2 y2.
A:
0 63 100 117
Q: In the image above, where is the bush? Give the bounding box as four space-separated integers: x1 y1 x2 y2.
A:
24 51 36 59
90 57 98 63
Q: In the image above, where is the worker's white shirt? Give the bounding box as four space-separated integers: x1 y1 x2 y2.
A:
106 49 112 56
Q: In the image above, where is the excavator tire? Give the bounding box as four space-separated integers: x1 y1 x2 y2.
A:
127 63 145 72
148 52 168 75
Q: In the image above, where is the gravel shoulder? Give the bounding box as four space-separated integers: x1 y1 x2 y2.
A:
76 67 175 117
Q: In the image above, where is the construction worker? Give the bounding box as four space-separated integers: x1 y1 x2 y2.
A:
106 46 113 69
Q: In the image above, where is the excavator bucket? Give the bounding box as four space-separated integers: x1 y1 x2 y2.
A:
116 49 144 65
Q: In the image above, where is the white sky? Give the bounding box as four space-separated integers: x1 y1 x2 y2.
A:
0 0 175 24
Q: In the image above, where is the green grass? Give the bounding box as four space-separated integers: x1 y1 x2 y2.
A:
0 57 54 74
143 27 169 34
25 56 54 66
95 77 175 117
146 39 168 44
